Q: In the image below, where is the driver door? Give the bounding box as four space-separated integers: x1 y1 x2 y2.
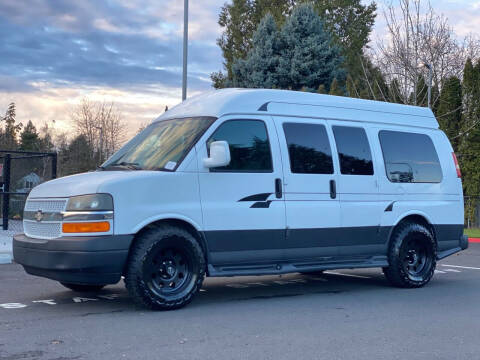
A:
196 115 286 267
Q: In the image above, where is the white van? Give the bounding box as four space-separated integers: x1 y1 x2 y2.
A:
13 89 468 310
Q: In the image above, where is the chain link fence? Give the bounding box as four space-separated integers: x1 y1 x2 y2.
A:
464 196 480 228
1 150 57 231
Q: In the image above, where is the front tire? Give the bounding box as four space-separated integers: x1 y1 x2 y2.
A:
383 222 437 288
125 225 206 310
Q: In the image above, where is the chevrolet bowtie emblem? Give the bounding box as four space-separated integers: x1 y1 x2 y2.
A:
35 210 44 222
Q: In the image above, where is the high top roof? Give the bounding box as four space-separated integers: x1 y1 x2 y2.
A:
154 88 439 129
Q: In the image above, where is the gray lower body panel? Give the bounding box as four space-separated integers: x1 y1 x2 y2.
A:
13 234 134 285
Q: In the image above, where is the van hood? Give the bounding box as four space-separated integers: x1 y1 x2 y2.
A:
29 171 167 198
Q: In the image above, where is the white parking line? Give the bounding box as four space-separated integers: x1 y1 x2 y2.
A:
324 271 371 279
443 269 461 273
442 264 480 271
435 270 446 274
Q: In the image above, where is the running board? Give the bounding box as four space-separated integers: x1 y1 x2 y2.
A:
208 256 388 277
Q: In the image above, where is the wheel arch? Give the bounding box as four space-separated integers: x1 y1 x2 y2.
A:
387 211 437 249
126 217 209 275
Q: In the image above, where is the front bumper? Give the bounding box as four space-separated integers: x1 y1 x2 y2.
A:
13 233 134 285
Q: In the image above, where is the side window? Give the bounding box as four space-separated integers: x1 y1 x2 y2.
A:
208 119 273 172
332 126 374 175
379 130 442 183
283 123 333 174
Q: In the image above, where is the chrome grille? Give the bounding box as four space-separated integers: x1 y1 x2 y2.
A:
23 199 66 239
25 199 67 213
24 221 62 239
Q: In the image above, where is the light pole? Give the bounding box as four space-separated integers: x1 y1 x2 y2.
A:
182 0 189 101
94 125 104 164
418 62 432 109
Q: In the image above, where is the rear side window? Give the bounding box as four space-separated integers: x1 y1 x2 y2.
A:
379 130 442 183
283 123 333 174
333 126 373 175
208 119 273 172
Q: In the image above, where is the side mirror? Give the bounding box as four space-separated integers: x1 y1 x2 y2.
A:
203 141 231 168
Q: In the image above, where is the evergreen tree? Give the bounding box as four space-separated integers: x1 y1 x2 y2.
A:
213 0 291 88
19 121 41 151
230 13 282 88
213 0 377 90
1 102 22 150
60 135 96 176
329 78 343 96
458 59 480 224
278 4 345 92
230 4 344 92
308 0 377 91
436 76 462 150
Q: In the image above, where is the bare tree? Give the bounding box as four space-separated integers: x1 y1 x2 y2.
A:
374 0 480 107
71 99 126 164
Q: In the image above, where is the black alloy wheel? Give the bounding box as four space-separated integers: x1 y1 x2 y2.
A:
144 248 193 297
401 238 433 280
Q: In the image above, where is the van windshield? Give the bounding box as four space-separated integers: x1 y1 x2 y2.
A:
102 117 215 171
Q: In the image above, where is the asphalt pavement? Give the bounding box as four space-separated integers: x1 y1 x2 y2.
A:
1 244 479 360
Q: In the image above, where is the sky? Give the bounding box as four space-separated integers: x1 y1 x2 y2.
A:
0 0 479 138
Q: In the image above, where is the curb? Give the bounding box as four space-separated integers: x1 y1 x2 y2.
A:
469 238 480 243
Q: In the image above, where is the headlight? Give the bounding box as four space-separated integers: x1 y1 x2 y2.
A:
66 194 113 211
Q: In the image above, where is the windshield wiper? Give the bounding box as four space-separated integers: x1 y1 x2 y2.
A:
103 162 143 170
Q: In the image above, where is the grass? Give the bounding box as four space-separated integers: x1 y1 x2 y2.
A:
464 228 480 238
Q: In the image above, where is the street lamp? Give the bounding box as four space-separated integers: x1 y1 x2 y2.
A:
182 0 189 101
418 62 432 109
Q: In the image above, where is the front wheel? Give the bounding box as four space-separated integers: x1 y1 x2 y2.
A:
383 222 437 288
125 225 206 310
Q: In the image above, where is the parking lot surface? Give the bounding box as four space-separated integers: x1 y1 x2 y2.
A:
1 244 479 360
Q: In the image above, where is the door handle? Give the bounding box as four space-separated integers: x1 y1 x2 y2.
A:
329 179 336 199
275 178 282 199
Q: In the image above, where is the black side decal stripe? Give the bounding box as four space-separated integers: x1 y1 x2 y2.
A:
250 201 273 208
239 193 272 202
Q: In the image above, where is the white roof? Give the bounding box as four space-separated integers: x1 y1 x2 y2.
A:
155 88 438 129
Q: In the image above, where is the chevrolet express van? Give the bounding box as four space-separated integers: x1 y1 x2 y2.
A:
13 89 468 310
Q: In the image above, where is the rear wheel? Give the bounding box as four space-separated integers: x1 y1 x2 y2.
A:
383 222 436 288
60 283 105 292
125 225 205 310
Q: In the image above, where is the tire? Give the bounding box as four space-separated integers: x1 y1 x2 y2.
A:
125 225 206 310
383 222 437 288
60 283 106 292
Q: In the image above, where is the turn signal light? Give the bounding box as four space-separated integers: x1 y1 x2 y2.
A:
62 222 110 233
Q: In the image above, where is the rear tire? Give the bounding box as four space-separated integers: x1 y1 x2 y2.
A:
383 222 436 288
125 225 205 310
60 283 105 292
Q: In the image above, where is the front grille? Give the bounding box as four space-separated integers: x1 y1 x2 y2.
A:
25 199 67 213
23 199 67 239
24 221 62 239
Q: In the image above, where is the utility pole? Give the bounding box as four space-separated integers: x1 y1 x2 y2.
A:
94 125 104 164
182 0 189 101
418 62 432 109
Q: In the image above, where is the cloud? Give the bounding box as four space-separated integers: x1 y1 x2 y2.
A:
0 0 223 95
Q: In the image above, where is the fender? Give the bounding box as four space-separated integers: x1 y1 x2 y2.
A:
132 213 203 234
392 210 434 227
